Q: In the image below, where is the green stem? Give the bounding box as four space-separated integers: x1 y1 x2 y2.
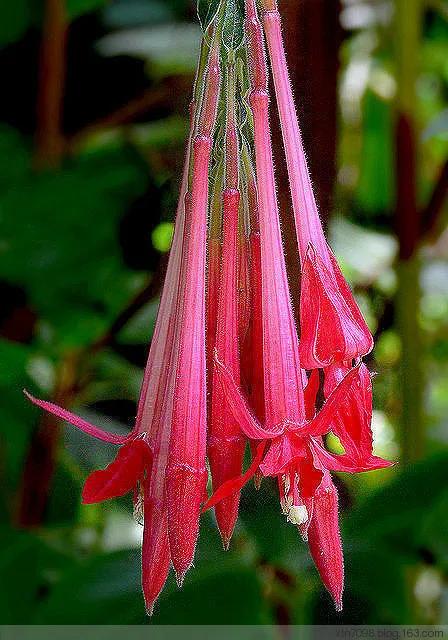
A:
394 0 424 464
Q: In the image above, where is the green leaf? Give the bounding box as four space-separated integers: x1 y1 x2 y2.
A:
154 562 271 624
98 24 201 77
346 453 448 554
0 0 30 48
0 127 148 348
0 527 74 624
417 489 448 571
67 0 107 19
356 90 395 216
0 340 35 504
344 543 412 623
32 550 145 624
103 0 174 29
197 0 221 32
222 0 244 51
238 477 309 570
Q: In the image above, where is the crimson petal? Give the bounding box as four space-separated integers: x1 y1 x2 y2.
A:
312 441 394 473
214 354 283 439
299 245 373 369
82 439 152 504
304 369 320 420
202 441 266 512
24 390 131 445
298 365 361 438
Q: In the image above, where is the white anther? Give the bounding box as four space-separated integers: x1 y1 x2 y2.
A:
286 505 309 526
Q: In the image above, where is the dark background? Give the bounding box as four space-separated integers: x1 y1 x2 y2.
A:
0 0 447 625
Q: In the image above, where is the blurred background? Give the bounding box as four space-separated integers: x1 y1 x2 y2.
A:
0 0 447 626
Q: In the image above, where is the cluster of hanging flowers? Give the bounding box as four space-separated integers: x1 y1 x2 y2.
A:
26 0 392 614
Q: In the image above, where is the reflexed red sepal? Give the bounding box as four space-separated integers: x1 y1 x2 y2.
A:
82 439 152 504
304 369 320 420
202 441 266 512
299 244 373 369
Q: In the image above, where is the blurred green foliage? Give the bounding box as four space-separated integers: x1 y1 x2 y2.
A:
0 0 447 627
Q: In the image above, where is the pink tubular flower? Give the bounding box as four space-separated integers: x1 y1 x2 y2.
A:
159 42 221 585
240 150 265 426
25 38 221 612
25 106 190 612
24 0 394 616
208 60 247 548
165 133 210 583
208 188 246 547
24 89 193 610
202 0 392 610
261 0 373 369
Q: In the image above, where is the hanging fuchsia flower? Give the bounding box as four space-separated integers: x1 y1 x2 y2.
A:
165 41 221 578
240 154 265 425
24 0 392 616
208 189 246 547
23 393 153 503
202 0 391 611
25 37 221 613
207 62 247 548
261 0 373 369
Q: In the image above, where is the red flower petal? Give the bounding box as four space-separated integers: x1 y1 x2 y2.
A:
202 441 266 512
322 363 393 470
259 432 305 477
299 245 373 369
312 441 393 473
82 439 152 504
142 479 171 616
297 445 324 499
24 390 131 445
304 369 320 420
214 353 281 439
299 364 361 438
308 473 344 611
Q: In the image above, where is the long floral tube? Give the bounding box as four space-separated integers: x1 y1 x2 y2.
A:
246 0 305 426
139 103 196 614
260 1 373 369
140 190 192 614
208 57 246 548
209 188 246 548
166 134 211 583
260 0 327 263
166 42 221 583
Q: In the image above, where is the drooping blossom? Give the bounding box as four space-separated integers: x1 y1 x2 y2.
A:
24 0 393 616
261 0 373 369
207 61 247 547
25 35 221 613
203 0 391 610
165 40 221 582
